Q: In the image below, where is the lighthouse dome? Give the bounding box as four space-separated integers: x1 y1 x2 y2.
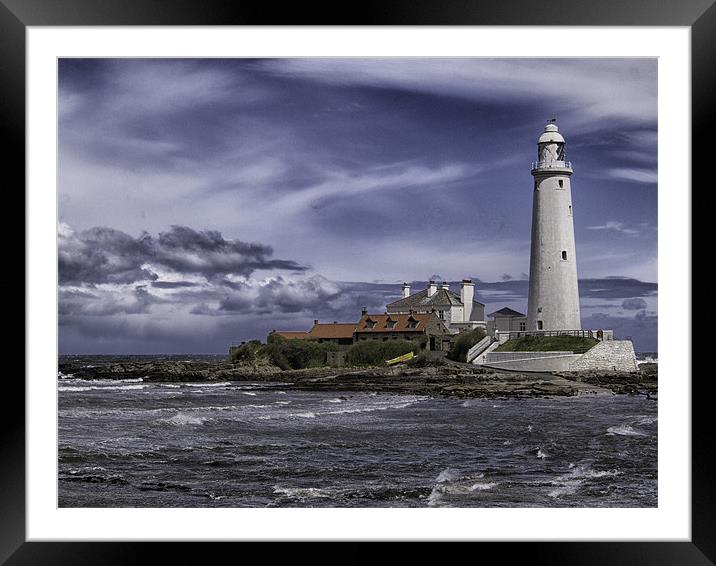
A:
538 123 565 144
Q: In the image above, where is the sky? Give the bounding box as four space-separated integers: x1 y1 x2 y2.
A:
58 58 658 353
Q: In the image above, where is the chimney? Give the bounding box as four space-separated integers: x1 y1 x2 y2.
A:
402 282 411 299
361 306 368 316
441 282 450 291
314 319 319 326
460 279 475 322
427 280 438 297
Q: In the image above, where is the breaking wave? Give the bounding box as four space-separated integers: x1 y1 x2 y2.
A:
471 481 499 491
548 464 622 498
160 413 210 426
273 486 332 499
606 424 648 437
58 384 149 392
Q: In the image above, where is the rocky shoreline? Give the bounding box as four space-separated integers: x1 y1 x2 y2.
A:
58 358 657 399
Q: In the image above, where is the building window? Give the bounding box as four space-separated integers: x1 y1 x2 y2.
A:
537 320 543 330
438 310 445 320
520 322 526 331
558 179 564 188
562 250 568 260
365 318 376 329
407 316 419 328
385 317 396 329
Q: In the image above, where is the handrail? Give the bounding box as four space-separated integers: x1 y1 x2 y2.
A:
531 160 572 170
498 329 594 339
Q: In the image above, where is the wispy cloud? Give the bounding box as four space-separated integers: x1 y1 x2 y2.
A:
261 58 657 128
586 221 640 235
607 167 658 184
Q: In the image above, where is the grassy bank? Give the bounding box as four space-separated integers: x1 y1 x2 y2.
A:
495 335 598 354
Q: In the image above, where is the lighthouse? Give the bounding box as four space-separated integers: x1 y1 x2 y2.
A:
526 121 581 331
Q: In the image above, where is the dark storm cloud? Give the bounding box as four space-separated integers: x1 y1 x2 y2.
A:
579 278 657 300
59 285 162 316
59 224 307 285
151 281 199 289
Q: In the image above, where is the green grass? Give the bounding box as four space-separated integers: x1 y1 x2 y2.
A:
494 335 598 354
447 328 486 362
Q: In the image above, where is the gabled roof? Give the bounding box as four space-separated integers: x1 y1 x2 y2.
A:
275 322 357 340
488 307 526 318
275 331 312 340
355 313 443 333
308 323 356 340
386 287 484 310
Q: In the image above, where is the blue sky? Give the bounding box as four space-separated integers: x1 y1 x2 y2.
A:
58 58 658 353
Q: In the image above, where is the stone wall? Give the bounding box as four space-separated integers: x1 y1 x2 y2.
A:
483 351 582 372
567 340 638 372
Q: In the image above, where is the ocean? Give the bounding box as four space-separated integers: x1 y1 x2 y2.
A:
58 369 657 508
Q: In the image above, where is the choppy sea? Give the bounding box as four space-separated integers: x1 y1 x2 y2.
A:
58 366 657 508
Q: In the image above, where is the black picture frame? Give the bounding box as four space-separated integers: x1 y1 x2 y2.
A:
6 0 706 563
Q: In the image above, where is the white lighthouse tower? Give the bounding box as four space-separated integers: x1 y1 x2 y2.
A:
526 121 581 331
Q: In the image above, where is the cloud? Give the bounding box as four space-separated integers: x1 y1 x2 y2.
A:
58 223 307 285
607 168 658 184
261 58 657 128
59 285 162 316
586 221 640 235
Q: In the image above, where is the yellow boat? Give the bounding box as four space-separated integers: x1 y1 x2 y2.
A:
385 351 415 365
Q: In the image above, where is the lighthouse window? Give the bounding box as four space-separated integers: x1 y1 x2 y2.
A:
569 205 572 215
561 250 568 260
558 180 564 188
537 321 543 330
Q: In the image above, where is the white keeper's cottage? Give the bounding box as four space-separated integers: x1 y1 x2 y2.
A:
385 279 486 334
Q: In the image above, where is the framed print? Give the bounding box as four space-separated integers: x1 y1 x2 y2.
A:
6 0 708 563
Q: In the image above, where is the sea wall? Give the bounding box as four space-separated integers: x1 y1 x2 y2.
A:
567 340 639 373
481 340 639 373
483 351 582 372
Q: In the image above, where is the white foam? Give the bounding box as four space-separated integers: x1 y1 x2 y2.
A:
273 486 331 499
471 481 498 491
548 465 622 498
435 468 461 483
185 382 232 387
241 391 258 396
161 413 209 426
606 424 648 436
536 448 548 459
58 384 149 392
